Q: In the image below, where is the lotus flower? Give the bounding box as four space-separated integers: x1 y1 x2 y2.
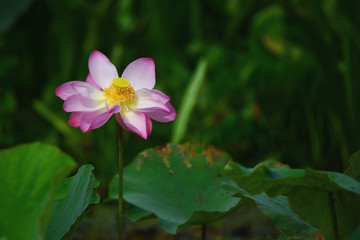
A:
56 50 176 139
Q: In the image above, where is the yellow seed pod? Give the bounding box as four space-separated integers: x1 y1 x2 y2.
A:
112 78 130 88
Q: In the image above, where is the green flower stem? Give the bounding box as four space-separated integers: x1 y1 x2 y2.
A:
201 224 207 240
118 127 124 240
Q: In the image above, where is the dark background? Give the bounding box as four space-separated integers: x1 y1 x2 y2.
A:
1 0 360 192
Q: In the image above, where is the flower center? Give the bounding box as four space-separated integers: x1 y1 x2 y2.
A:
103 78 135 107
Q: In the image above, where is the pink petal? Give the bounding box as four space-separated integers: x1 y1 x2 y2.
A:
115 113 129 131
63 94 104 112
133 89 171 112
88 50 119 89
68 112 85 127
121 58 155 91
117 109 152 139
56 81 84 100
105 103 121 113
71 82 104 99
80 108 113 132
146 102 177 122
149 89 171 103
86 73 102 90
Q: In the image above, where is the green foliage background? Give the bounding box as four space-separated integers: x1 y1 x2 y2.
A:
1 0 360 190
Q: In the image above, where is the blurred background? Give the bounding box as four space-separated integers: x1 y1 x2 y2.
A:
1 0 360 202
1 0 360 238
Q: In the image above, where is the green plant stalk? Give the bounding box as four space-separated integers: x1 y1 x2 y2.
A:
118 127 124 240
33 100 79 145
329 193 340 240
171 59 207 144
342 37 356 128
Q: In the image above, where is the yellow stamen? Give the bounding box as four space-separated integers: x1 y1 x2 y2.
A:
103 78 135 107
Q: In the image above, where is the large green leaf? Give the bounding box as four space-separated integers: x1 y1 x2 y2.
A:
109 142 241 234
344 225 360 240
224 160 360 239
45 165 100 240
126 203 153 222
223 183 320 240
0 143 76 240
346 151 360 182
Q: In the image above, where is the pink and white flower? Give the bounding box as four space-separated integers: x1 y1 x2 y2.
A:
56 50 176 139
